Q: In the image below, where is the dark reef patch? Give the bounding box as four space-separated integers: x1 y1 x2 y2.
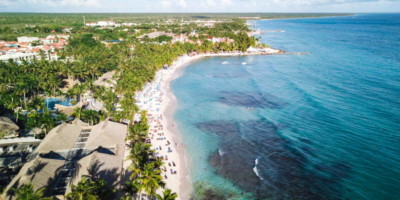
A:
191 181 244 200
218 91 287 109
196 119 351 200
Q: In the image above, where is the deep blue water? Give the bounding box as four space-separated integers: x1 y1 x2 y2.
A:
172 14 400 200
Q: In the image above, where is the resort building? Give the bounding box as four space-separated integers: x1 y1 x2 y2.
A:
3 119 128 200
86 21 116 27
207 37 235 43
0 34 68 62
85 22 98 26
17 36 39 43
137 31 174 39
121 22 139 26
98 21 116 26
181 20 226 27
0 137 41 181
0 51 59 62
0 52 39 61
172 34 189 43
0 137 41 166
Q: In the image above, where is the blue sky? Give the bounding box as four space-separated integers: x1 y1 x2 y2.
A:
1 0 400 13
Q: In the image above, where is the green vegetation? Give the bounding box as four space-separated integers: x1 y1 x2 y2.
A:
0 13 350 26
0 58 69 137
0 13 350 40
1 15 262 198
11 183 50 200
66 177 113 200
156 189 178 200
123 111 168 199
72 108 104 125
0 13 310 198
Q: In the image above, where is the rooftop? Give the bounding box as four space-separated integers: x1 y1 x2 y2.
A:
3 119 128 199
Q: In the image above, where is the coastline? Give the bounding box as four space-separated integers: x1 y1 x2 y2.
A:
255 14 354 21
148 48 282 199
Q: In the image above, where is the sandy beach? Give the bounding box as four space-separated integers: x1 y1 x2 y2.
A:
127 48 281 199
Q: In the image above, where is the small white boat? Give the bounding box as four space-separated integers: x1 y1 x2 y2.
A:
241 62 247 65
222 61 228 64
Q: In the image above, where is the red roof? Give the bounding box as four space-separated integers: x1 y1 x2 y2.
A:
2 47 17 51
41 46 52 51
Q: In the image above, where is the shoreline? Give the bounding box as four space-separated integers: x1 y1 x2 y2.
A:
253 14 354 21
130 48 282 199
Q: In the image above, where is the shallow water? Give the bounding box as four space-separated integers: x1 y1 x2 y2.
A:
172 14 400 200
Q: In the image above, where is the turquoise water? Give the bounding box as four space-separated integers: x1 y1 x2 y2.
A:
45 98 75 109
172 14 400 200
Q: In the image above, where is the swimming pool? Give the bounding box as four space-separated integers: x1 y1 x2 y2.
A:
45 98 75 110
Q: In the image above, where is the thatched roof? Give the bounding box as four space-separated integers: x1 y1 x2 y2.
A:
94 70 116 88
3 119 127 199
0 117 19 138
61 78 79 92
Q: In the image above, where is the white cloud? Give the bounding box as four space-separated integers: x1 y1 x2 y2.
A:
61 0 100 6
275 0 397 6
161 0 172 7
0 0 15 5
205 0 216 6
2 0 400 12
177 0 187 7
160 0 187 8
20 0 100 7
220 0 232 6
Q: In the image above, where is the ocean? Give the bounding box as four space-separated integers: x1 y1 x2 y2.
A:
171 14 400 200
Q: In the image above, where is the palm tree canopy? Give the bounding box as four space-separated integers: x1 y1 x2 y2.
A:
66 177 111 200
156 189 178 200
12 183 50 200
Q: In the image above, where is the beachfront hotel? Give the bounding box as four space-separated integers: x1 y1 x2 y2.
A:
3 119 128 199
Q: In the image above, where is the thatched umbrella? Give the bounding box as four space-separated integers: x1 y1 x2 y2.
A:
0 116 19 138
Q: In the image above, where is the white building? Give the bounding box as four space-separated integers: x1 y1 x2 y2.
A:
85 22 98 27
97 21 116 26
86 21 116 27
17 36 39 43
0 52 38 61
172 34 189 43
0 51 58 62
121 22 138 26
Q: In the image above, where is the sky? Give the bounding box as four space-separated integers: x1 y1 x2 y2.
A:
0 0 400 13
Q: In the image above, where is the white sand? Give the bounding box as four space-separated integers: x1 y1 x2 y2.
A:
127 48 281 199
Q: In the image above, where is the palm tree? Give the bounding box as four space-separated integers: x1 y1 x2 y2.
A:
122 180 141 200
153 157 165 170
72 107 103 125
119 95 138 124
126 123 148 144
81 109 103 125
12 183 50 200
66 177 109 200
39 108 56 135
136 163 164 198
99 89 117 117
156 189 178 200
127 142 150 171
